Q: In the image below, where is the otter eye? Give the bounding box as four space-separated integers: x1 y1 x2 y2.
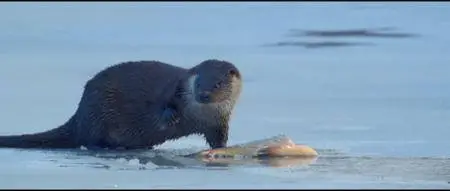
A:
215 82 221 89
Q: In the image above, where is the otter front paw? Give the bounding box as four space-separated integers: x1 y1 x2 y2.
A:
205 124 229 149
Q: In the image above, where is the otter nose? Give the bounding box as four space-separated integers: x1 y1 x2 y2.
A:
198 91 211 102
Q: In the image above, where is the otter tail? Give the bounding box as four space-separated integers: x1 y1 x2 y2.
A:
0 117 78 149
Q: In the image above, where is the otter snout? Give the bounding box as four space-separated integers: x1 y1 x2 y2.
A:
197 91 212 103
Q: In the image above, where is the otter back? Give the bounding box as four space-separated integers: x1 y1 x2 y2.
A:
0 61 189 149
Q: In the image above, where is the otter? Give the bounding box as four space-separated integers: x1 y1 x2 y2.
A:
0 59 242 150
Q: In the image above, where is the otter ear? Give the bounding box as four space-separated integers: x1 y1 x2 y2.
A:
227 68 240 79
228 69 236 76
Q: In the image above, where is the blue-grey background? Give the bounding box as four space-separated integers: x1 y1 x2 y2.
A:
0 2 449 189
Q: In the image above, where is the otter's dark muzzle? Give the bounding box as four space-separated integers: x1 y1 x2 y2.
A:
197 91 211 103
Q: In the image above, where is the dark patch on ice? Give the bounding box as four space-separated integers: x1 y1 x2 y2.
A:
287 27 420 39
263 41 375 49
263 27 420 50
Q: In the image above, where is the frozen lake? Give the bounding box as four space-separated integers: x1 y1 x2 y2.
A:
0 2 449 188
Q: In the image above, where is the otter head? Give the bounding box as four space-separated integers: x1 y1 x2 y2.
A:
189 60 242 106
181 59 242 149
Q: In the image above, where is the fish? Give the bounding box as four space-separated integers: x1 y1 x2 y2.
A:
198 154 318 168
188 135 318 160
